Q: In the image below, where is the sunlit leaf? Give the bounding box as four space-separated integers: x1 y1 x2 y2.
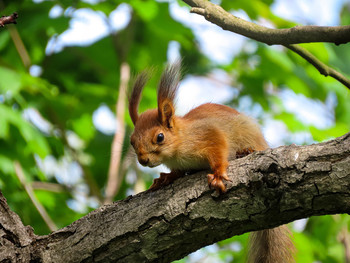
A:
71 113 95 142
131 0 159 21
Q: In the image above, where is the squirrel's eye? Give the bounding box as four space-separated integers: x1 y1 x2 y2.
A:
156 133 164 143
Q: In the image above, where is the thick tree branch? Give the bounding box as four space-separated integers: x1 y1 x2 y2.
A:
0 191 35 262
182 0 350 90
1 133 349 262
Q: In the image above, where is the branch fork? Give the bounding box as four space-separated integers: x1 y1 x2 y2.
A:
183 0 350 89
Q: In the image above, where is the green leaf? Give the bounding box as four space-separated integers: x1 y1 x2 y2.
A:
275 112 308 132
0 113 10 138
131 0 159 21
0 30 11 51
0 68 22 95
310 123 350 141
35 190 57 210
294 232 314 263
72 114 95 142
0 155 15 174
0 104 50 157
264 48 294 72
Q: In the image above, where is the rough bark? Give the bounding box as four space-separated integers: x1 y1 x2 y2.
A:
1 132 350 263
0 193 36 262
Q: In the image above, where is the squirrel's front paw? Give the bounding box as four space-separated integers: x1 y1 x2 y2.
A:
207 173 231 193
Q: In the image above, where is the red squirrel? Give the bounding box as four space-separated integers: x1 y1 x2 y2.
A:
129 63 295 263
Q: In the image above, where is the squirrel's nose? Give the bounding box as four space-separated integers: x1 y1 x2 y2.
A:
139 157 149 166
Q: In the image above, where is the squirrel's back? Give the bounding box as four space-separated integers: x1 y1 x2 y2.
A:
183 103 268 154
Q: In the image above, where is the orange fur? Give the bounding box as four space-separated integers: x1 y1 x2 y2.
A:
128 63 295 263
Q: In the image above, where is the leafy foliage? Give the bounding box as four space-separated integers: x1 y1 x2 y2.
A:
0 0 349 262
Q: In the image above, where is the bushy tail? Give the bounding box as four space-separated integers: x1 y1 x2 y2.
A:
248 225 295 263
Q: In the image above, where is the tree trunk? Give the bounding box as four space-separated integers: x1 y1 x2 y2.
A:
1 132 350 263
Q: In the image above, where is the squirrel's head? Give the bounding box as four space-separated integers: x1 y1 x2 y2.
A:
129 63 181 168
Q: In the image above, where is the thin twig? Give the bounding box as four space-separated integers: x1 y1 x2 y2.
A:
0 12 18 27
338 227 350 263
104 62 130 204
31 182 66 193
286 44 350 89
182 0 350 90
1 11 29 68
14 161 58 232
9 23 31 68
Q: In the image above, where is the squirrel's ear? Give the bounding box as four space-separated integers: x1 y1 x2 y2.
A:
157 62 181 128
158 99 175 128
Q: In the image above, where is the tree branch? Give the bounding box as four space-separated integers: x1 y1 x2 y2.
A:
1 12 30 69
186 1 350 45
0 191 35 262
104 62 130 204
286 44 350 89
2 132 347 262
0 12 18 27
31 182 66 193
339 227 350 263
8 17 31 69
14 161 58 232
182 0 350 90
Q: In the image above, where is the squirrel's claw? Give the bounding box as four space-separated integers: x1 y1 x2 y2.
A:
222 173 232 182
207 173 230 193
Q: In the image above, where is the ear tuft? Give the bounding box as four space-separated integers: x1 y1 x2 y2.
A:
157 62 181 128
129 71 150 125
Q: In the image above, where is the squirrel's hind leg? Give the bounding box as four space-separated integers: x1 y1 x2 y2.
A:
149 170 182 190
